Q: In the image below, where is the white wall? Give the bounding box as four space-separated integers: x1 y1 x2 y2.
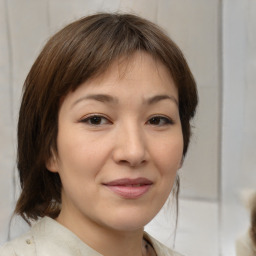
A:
221 0 256 255
0 1 254 255
0 0 15 242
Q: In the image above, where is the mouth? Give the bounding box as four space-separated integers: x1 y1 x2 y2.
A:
103 178 153 199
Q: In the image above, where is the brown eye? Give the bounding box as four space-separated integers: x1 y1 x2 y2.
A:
81 115 111 125
147 116 173 126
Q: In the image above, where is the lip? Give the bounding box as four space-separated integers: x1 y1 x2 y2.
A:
103 178 153 199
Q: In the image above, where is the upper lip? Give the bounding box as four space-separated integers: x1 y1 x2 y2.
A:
103 177 153 186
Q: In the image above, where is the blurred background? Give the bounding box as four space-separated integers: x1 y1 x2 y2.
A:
0 1 255 255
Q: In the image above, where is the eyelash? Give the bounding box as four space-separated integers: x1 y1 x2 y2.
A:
79 114 174 126
80 114 112 126
147 115 174 126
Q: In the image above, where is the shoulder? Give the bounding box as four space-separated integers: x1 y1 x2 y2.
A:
0 217 59 256
236 230 256 256
0 231 36 256
1 217 102 256
144 232 184 256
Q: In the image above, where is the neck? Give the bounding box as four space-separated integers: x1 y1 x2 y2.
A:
56 210 145 256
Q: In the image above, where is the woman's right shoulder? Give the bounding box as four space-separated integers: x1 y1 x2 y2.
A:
0 231 36 256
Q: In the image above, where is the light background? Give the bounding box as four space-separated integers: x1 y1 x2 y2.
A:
0 1 255 256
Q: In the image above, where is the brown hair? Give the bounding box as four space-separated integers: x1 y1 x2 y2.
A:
250 195 256 246
15 13 198 223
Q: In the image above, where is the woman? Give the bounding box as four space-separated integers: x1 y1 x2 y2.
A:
0 13 198 256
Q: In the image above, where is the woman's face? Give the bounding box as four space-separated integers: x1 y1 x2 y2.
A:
47 52 183 233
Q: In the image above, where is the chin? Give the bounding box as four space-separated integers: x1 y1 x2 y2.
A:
104 210 156 232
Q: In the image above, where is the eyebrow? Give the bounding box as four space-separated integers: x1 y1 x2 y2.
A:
72 93 178 107
72 94 118 107
146 95 178 106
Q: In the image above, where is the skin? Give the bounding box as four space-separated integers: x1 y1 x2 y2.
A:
47 51 184 256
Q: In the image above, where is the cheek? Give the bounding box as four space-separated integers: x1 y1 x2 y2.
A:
56 127 111 182
56 138 96 200
153 133 184 173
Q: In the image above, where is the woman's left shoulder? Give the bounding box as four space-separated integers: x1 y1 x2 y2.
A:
144 232 184 256
236 230 256 256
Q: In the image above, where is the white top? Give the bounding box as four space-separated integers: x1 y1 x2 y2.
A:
0 217 183 256
236 230 256 256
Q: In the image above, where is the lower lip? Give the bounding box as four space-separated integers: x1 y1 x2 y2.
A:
104 185 151 199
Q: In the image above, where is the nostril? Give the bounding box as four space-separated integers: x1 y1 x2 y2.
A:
119 159 129 164
112 130 147 167
121 159 147 167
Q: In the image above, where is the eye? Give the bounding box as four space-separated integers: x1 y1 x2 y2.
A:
147 116 173 126
80 115 111 126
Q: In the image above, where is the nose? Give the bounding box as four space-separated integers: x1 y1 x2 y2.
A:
112 123 148 167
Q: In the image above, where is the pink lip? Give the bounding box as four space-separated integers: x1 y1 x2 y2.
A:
103 178 153 199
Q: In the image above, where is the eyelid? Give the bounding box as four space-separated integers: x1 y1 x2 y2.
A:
146 114 174 125
79 113 112 125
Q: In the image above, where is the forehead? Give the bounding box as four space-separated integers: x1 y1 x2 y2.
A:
63 51 177 106
83 51 175 91
101 51 172 82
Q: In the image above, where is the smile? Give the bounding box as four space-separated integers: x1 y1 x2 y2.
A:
103 178 153 199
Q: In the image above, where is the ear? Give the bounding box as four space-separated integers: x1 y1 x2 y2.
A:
46 151 59 173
